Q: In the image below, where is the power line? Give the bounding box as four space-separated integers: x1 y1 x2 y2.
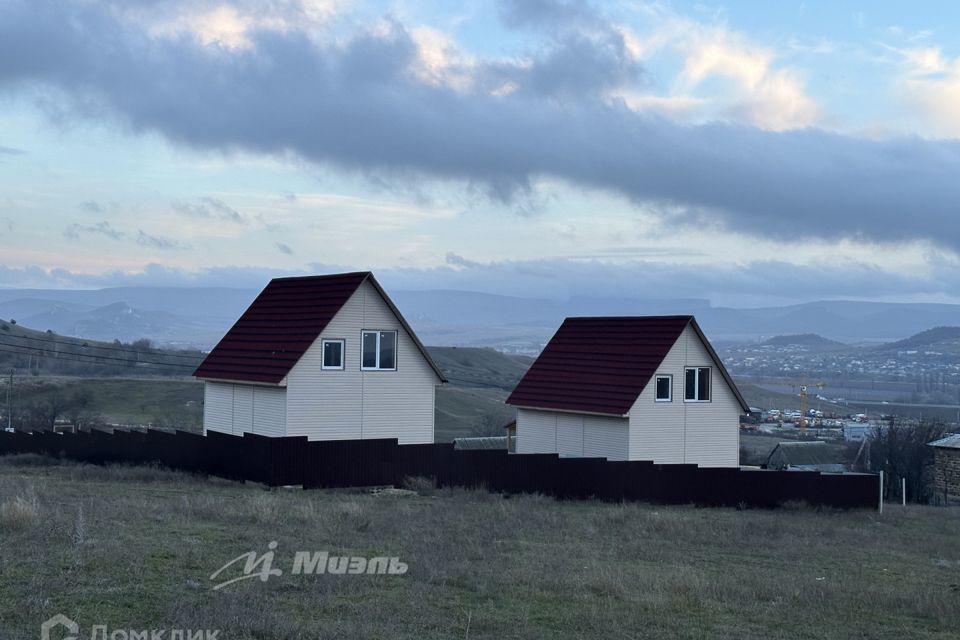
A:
0 340 200 370
0 331 205 360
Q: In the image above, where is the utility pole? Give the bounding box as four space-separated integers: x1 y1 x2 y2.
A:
6 369 12 432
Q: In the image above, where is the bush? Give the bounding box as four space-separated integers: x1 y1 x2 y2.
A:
402 475 437 494
0 490 40 530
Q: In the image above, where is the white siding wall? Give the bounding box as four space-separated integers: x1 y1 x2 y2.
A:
628 324 740 467
284 280 440 444
583 415 629 460
556 413 584 457
204 381 234 435
202 381 287 437
516 408 629 460
252 387 287 437
515 408 557 454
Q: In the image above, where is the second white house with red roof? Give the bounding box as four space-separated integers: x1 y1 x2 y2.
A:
194 272 446 444
506 316 748 467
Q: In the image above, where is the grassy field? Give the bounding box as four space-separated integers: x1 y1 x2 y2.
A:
8 375 204 427
1 457 958 639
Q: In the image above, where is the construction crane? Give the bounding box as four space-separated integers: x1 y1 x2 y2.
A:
791 376 826 434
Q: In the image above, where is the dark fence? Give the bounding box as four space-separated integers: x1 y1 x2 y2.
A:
0 429 879 509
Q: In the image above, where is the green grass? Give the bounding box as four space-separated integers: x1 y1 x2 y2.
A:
1 457 958 639
9 376 203 427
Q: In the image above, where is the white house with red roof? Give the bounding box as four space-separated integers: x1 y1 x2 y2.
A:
506 316 748 467
194 272 446 443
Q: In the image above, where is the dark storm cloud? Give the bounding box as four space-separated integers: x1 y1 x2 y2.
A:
2 1 960 249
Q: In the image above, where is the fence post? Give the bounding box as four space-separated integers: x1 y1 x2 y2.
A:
901 477 906 507
878 470 884 514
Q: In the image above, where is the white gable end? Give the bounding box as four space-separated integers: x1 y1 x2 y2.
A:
284 279 440 443
627 323 740 466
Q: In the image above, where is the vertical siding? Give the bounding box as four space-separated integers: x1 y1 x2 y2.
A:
202 381 287 437
284 279 440 443
516 408 628 459
628 324 740 467
233 385 254 435
203 381 234 435
556 413 584 457
252 386 287 437
582 415 629 461
515 408 557 454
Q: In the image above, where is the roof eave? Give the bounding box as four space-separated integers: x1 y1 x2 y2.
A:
508 403 628 419
364 273 448 384
195 376 287 387
687 317 751 414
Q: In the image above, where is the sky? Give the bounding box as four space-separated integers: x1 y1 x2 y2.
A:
2 0 960 306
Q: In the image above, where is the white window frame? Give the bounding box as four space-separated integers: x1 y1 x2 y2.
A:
360 330 398 371
654 374 672 402
321 339 345 370
684 367 711 403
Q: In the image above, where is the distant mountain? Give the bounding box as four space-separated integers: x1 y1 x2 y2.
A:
873 326 960 353
761 334 847 350
4 285 960 348
0 288 258 348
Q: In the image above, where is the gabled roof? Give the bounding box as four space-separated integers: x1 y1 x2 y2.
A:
505 315 749 416
928 433 960 450
766 441 844 467
194 271 445 384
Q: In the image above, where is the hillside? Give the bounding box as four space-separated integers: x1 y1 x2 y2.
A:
0 320 202 377
874 326 960 353
427 347 532 440
762 333 847 350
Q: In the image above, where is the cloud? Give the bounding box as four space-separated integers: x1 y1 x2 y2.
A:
274 241 293 255
63 221 185 250
888 44 960 137
136 230 188 250
0 144 24 155
2 1 960 252
63 221 125 240
3 256 960 308
172 197 245 223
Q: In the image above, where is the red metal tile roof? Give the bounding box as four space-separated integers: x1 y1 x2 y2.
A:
506 315 747 416
194 272 371 383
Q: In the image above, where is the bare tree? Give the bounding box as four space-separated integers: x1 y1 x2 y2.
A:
868 419 947 504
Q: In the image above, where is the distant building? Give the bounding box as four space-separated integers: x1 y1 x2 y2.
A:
506 316 748 467
765 441 846 472
928 433 960 506
194 272 446 443
843 423 873 442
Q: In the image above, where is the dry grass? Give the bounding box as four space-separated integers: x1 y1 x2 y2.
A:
0 457 958 639
0 487 40 530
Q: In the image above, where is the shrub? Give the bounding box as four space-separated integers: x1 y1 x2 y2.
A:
0 490 40 530
402 475 437 494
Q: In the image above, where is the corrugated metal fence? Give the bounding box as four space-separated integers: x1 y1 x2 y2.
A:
0 429 878 508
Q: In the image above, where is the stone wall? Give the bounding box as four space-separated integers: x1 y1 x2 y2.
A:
933 448 960 506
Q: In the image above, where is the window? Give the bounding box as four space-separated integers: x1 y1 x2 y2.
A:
685 367 711 402
361 331 397 370
321 339 344 370
655 375 672 402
